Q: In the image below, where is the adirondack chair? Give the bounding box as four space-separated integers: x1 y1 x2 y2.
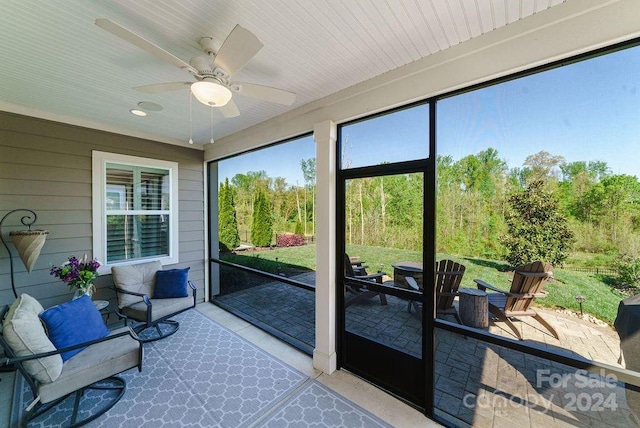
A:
344 254 388 307
474 261 558 340
348 256 369 276
407 259 466 322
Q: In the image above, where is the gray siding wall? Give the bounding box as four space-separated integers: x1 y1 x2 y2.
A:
0 112 205 309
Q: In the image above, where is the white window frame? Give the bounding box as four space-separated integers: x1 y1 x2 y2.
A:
92 151 179 271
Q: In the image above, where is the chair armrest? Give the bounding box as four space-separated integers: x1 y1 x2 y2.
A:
188 281 197 304
112 286 151 306
356 272 385 284
3 326 141 366
406 276 420 291
474 280 542 299
474 279 507 294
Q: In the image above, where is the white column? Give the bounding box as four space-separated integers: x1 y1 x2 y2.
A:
313 120 337 374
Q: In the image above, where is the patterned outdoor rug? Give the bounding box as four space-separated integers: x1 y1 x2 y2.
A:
13 309 391 427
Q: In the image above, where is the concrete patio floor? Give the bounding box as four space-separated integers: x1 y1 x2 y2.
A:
214 273 639 427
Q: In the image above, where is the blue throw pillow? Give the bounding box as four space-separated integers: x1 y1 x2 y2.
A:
154 267 190 299
39 295 109 362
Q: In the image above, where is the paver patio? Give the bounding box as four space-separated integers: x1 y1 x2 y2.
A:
214 273 639 427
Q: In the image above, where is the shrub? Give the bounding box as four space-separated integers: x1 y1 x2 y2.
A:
277 233 305 247
251 189 273 247
502 180 574 267
219 179 240 251
616 254 640 288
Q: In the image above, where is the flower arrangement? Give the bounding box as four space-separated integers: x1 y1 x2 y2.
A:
50 254 100 296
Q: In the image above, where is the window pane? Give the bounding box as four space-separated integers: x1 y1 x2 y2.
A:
216 135 316 276
107 214 169 263
106 167 132 210
214 263 315 353
344 173 424 359
340 103 429 169
435 43 640 426
141 170 170 210
212 135 316 353
106 164 169 211
434 328 640 427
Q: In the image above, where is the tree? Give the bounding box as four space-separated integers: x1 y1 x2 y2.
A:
218 179 240 251
523 150 565 183
301 158 316 236
251 188 273 247
502 180 574 267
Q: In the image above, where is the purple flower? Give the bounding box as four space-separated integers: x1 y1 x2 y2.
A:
50 254 100 292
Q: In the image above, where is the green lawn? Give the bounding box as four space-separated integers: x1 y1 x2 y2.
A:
222 244 627 324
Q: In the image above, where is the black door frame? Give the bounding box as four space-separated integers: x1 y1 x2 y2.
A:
335 99 437 414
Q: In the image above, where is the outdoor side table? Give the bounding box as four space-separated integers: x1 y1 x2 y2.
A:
459 288 488 328
93 299 110 323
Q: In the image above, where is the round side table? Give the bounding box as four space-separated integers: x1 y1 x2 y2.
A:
459 289 488 328
93 300 109 311
92 300 110 324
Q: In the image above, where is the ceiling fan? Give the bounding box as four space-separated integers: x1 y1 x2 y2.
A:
95 18 296 118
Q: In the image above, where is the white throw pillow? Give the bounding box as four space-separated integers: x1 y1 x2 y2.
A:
2 294 63 383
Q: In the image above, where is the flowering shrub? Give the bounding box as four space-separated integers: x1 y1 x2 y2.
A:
50 254 100 294
276 233 305 248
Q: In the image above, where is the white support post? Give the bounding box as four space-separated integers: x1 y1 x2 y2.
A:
313 120 337 374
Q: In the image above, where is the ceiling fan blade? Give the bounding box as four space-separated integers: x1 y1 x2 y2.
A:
211 25 263 77
233 82 296 105
219 99 240 118
134 82 191 93
95 18 195 72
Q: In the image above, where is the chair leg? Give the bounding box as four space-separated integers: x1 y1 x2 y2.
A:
135 319 180 343
378 293 387 306
25 377 127 428
407 301 412 313
488 306 522 340
70 389 82 426
533 313 559 339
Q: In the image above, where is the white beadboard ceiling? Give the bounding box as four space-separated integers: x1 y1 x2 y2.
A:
0 0 565 148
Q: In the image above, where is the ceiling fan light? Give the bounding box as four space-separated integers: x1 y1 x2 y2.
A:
191 81 232 107
129 109 147 117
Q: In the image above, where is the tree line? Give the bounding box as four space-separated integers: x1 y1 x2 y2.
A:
219 149 640 272
218 159 316 250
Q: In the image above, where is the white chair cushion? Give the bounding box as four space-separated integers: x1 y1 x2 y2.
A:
112 261 162 309
38 327 141 403
2 294 62 383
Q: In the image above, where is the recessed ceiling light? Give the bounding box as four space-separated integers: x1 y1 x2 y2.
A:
130 109 147 117
138 101 163 111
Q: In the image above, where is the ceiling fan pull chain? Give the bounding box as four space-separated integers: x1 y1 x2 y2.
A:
210 106 215 144
189 92 194 145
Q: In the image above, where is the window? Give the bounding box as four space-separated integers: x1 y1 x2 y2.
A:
340 103 429 169
433 43 640 426
209 134 316 353
92 151 179 268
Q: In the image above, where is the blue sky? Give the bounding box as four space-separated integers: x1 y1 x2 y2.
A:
438 45 640 178
218 135 315 186
220 44 639 184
